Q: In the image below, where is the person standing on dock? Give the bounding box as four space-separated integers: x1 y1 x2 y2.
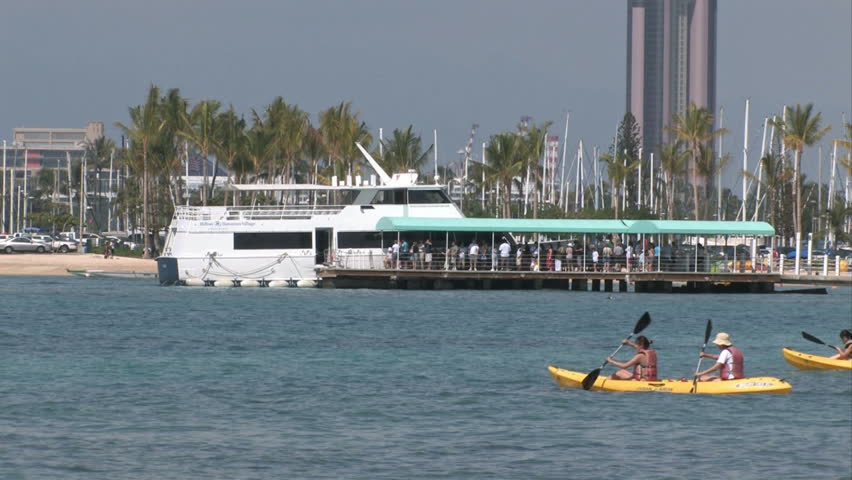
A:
449 241 459 270
697 333 745 381
602 242 612 272
392 239 400 269
515 244 524 271
468 241 479 271
400 239 409 269
626 242 634 272
613 242 623 272
424 239 433 270
565 244 574 272
499 238 511 271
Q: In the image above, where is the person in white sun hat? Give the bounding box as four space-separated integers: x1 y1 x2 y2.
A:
697 332 745 381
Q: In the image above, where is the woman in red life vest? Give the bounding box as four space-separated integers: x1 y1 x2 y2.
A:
606 335 658 380
830 329 852 360
697 332 744 381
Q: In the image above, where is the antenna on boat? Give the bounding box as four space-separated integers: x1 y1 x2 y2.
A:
355 142 392 185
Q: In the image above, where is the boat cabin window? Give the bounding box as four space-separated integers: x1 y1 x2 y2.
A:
408 189 451 204
234 232 312 250
337 231 397 249
370 189 407 205
314 189 359 205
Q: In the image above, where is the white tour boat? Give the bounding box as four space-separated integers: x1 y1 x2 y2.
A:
156 144 464 286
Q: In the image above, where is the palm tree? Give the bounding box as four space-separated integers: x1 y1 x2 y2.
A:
241 125 274 206
695 145 730 220
667 103 727 220
319 102 372 180
519 121 553 217
773 103 831 234
214 106 246 204
180 99 222 205
599 152 639 219
115 84 163 258
378 126 432 175
834 123 852 226
657 141 687 219
159 88 189 205
478 132 525 218
743 152 792 228
84 135 116 225
302 125 326 185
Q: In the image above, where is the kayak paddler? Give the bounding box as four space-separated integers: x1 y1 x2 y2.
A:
606 335 658 380
831 329 852 360
697 332 744 381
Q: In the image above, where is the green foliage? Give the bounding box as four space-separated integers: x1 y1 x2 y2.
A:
377 126 432 175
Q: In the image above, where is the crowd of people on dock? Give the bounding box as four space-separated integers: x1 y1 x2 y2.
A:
381 236 721 273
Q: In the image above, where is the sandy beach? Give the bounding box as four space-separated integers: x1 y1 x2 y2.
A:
0 253 158 276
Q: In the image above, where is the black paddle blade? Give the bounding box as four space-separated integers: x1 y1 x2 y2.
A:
704 320 713 344
634 312 652 335
801 331 825 345
802 331 837 351
581 368 601 391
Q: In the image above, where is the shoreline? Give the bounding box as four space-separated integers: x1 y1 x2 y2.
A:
0 253 158 276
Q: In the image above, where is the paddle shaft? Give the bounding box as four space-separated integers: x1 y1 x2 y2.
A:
597 335 636 370
691 320 713 393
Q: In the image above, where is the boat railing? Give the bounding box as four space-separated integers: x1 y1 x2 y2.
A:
325 249 852 276
173 204 346 221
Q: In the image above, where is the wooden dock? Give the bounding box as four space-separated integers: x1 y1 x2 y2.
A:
318 268 786 293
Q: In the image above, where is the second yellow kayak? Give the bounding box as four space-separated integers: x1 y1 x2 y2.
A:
782 347 852 370
548 365 792 394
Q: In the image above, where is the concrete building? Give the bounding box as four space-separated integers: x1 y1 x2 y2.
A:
626 0 717 157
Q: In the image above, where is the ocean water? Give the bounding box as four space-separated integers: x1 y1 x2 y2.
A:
1 276 850 480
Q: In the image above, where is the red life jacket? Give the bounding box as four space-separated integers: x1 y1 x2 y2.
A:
720 346 744 379
632 349 658 381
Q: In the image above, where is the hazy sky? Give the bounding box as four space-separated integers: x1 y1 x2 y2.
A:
2 0 850 189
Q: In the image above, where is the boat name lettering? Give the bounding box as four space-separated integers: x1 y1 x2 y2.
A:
198 221 258 230
734 382 773 388
636 386 673 392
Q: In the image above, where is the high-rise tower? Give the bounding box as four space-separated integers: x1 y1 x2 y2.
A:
626 0 717 157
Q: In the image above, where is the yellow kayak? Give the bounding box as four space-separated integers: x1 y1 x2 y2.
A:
782 347 852 370
548 365 792 394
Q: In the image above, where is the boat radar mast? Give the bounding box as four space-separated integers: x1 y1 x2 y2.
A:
355 142 418 186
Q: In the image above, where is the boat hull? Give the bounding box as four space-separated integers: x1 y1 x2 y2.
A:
547 365 792 394
782 347 852 370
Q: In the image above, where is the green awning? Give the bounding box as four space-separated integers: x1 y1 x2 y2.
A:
375 217 634 233
626 220 775 236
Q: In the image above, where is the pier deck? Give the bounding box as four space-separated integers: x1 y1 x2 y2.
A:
319 268 787 293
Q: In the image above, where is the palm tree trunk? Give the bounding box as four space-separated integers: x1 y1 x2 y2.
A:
142 142 151 259
795 149 802 234
667 179 675 220
692 146 701 220
202 147 208 206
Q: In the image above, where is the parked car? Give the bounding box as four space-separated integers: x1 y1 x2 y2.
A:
32 235 78 253
1 237 53 253
786 247 829 259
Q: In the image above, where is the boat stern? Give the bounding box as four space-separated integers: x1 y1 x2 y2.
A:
157 256 179 285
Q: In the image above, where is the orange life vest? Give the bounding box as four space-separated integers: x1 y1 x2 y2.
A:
632 349 658 381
